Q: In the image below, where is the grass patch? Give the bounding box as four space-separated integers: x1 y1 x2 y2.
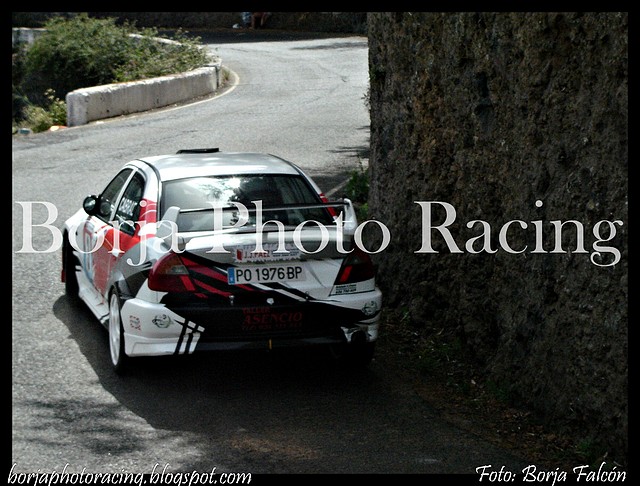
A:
20 89 66 133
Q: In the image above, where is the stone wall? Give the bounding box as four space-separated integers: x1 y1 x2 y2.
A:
367 12 627 460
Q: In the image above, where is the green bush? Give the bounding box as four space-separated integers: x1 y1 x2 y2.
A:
113 29 210 82
22 15 209 100
22 105 55 133
22 89 67 132
21 15 134 104
345 161 370 221
43 88 67 126
12 44 29 120
345 166 369 203
14 13 211 131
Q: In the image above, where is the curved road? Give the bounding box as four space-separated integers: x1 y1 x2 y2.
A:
12 34 529 476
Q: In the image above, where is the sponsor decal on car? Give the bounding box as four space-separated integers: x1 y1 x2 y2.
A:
362 300 379 317
152 314 172 328
241 306 304 331
129 315 141 330
233 242 301 263
331 280 376 296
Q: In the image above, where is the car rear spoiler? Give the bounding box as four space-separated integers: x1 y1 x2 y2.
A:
176 148 220 154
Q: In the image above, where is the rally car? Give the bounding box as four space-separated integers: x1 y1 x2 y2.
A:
61 149 382 373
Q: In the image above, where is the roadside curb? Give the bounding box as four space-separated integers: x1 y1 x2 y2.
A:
65 62 222 127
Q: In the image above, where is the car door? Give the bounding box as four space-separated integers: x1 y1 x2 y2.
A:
83 168 134 298
109 170 147 276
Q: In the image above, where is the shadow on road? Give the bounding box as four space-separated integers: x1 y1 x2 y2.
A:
49 295 399 472
49 293 530 474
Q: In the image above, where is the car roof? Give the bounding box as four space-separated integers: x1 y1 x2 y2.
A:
135 151 302 181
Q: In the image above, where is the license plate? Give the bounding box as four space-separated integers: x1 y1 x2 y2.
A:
227 264 306 285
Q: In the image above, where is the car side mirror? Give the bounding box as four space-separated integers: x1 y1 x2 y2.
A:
82 195 99 215
83 195 112 218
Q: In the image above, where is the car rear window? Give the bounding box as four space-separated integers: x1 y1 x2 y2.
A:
161 174 335 232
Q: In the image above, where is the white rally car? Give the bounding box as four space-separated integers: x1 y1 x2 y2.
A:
62 149 382 373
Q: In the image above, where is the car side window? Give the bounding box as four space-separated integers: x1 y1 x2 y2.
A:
114 172 145 236
97 169 133 222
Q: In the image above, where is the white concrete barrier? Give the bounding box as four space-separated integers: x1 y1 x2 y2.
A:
12 27 46 46
13 27 223 127
66 64 221 127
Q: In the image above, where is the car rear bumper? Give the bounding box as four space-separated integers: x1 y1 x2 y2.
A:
120 291 380 357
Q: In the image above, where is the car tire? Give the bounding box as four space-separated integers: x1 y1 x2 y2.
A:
63 241 79 300
343 341 376 368
108 289 129 374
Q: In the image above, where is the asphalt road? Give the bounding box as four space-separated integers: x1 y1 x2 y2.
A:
11 32 531 477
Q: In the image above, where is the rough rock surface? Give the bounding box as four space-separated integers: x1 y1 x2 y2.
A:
367 12 627 460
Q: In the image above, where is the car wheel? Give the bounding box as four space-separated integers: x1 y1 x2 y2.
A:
108 290 129 374
343 341 376 368
63 241 79 299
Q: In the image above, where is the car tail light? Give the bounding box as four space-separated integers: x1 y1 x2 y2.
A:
148 252 196 292
319 193 337 217
334 247 375 284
